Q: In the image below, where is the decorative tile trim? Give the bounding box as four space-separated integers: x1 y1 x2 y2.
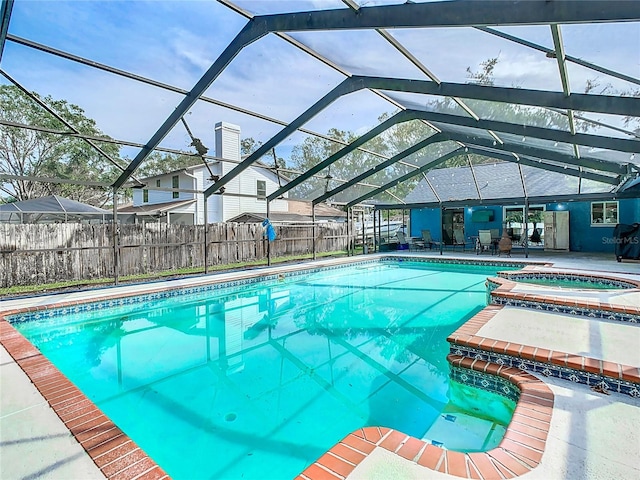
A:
447 305 640 398
0 319 169 480
386 255 533 269
299 355 554 480
450 365 520 402
486 275 640 323
496 270 640 289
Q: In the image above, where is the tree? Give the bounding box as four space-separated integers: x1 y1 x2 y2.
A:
289 128 393 201
135 151 199 178
0 85 121 204
241 137 262 156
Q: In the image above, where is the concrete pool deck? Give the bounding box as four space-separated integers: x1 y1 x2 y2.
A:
1 251 639 479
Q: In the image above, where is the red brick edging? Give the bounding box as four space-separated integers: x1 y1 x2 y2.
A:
0 319 169 480
298 354 554 480
448 305 640 385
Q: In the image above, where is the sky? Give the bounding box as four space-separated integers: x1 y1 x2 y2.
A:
1 0 639 169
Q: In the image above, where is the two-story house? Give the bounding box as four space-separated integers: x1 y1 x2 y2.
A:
121 122 289 224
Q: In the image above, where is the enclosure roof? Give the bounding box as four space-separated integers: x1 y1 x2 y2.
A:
0 195 108 214
1 1 639 209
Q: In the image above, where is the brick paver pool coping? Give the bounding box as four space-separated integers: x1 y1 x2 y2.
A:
298 354 554 480
0 319 169 480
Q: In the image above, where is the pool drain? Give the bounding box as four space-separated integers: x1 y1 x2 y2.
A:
225 413 237 422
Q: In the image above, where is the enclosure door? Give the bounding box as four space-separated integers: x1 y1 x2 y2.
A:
442 209 464 245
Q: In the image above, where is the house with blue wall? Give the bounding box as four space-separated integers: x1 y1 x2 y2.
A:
400 163 639 254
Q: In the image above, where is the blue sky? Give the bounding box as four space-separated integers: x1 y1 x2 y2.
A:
2 0 639 164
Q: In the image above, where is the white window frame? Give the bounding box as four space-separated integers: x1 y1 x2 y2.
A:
256 180 267 200
591 201 618 226
172 175 179 199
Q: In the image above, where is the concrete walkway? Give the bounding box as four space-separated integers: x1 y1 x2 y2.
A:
476 308 640 367
1 252 639 480
0 345 106 480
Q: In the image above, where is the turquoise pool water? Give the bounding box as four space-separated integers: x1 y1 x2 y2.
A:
14 261 517 479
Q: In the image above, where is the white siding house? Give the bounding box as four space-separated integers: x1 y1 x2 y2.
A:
124 122 288 224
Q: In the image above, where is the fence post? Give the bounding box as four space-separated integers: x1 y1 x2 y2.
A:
312 204 317 260
266 200 271 266
112 188 119 285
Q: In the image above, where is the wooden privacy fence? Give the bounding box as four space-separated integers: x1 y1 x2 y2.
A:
0 222 349 287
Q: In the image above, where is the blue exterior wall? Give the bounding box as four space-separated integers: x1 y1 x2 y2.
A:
463 206 503 240
409 197 639 253
410 208 441 241
546 197 640 252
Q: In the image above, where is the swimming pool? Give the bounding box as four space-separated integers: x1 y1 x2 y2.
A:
12 259 519 479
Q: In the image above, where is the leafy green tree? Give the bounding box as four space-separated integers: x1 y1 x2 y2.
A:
135 151 199 178
0 85 121 204
289 128 392 201
241 137 262 156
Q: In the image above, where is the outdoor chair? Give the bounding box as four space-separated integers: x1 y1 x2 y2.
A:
421 230 441 250
453 229 467 251
476 229 494 254
396 231 421 251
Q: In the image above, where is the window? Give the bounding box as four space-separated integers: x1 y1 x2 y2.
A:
172 175 179 199
143 189 149 203
257 180 266 200
591 201 618 225
156 179 161 188
503 205 545 243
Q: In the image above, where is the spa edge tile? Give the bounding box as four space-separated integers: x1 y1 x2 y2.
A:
511 413 550 433
489 448 532 476
379 430 407 452
503 430 547 452
445 450 468 478
515 402 553 420
361 426 384 444
328 443 366 466
500 438 544 465
341 434 376 454
519 393 554 408
519 346 536 360
396 436 425 462
621 365 640 383
601 360 621 379
466 453 504 480
417 444 445 470
565 355 585 370
300 463 342 480
316 452 356 478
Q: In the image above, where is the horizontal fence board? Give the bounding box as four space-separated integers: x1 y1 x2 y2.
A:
0 222 349 287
